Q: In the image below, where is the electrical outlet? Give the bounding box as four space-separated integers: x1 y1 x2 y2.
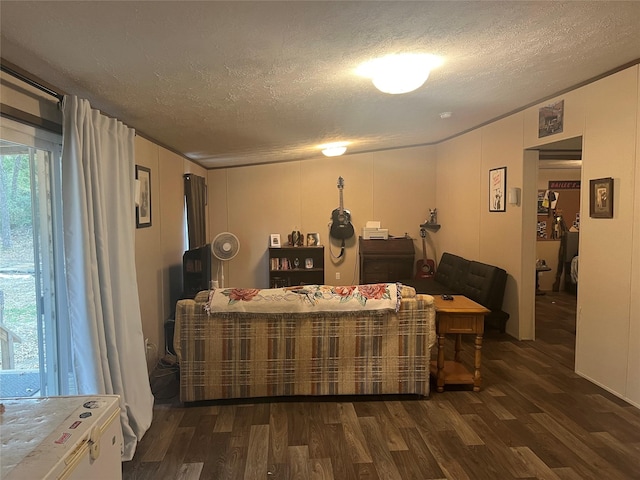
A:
335 272 341 280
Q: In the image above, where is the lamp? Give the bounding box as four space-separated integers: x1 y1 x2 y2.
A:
356 54 443 94
321 142 348 157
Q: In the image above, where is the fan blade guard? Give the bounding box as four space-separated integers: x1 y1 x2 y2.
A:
211 232 240 260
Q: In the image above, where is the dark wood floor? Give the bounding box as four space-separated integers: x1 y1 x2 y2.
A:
124 292 640 479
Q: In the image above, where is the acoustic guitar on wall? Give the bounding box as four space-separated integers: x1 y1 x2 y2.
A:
330 177 355 240
415 228 435 279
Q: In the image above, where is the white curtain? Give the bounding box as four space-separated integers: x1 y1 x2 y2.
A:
61 95 153 460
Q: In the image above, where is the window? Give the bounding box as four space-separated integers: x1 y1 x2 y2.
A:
0 118 75 396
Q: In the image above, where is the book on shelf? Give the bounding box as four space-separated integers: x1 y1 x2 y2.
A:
271 257 291 270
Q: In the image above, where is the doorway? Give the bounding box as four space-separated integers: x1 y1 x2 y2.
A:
532 136 582 366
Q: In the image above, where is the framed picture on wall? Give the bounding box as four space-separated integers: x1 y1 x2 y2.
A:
135 165 152 228
589 177 614 218
489 167 506 212
538 99 564 138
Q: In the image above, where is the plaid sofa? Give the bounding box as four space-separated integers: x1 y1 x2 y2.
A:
174 285 435 402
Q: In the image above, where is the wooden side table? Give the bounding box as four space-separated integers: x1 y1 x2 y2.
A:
430 295 490 392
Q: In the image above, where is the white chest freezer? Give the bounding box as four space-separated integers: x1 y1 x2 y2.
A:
1 395 123 480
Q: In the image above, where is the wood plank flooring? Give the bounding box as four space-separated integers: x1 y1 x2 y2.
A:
124 292 640 479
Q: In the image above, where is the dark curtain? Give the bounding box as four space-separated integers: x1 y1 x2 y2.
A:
184 174 207 249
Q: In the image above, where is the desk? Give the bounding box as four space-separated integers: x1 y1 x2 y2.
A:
536 265 552 295
430 295 490 392
358 237 414 284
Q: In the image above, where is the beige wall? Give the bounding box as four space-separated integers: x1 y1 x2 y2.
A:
431 66 640 406
479 114 529 340
208 146 437 289
574 67 638 404
134 137 207 369
432 117 532 339
630 74 640 404
434 131 482 260
520 67 639 407
133 138 162 369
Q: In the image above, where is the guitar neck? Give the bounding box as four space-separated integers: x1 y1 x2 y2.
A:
422 236 428 262
339 188 344 214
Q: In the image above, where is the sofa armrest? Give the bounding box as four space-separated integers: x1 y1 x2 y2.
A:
461 261 507 311
174 296 207 362
412 294 436 351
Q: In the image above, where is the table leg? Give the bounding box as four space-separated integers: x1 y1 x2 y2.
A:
454 334 462 362
473 333 483 392
536 271 546 295
437 333 445 393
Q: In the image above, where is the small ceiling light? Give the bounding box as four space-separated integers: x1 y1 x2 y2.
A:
320 142 349 157
356 54 443 94
439 111 453 119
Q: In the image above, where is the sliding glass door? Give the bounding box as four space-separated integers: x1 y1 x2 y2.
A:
0 119 74 396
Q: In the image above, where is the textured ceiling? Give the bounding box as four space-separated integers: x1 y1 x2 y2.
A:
1 1 639 168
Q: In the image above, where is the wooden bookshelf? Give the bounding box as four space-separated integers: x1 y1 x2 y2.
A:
268 246 324 287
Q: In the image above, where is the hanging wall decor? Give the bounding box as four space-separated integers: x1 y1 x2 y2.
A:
589 177 614 218
489 166 506 212
135 165 152 228
538 99 564 138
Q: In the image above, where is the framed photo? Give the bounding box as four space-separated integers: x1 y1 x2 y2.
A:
538 99 564 138
489 167 506 212
269 233 281 248
135 165 151 228
305 258 314 269
306 233 320 246
537 190 549 215
589 177 614 218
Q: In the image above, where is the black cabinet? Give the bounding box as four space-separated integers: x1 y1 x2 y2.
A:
359 237 414 284
269 246 324 287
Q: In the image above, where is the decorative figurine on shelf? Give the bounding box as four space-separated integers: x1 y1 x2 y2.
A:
291 230 303 246
551 210 564 240
429 208 438 225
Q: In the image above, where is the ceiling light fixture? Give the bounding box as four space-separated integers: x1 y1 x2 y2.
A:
320 142 349 157
356 54 443 94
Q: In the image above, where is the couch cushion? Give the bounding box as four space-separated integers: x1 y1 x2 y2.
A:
400 278 458 296
434 253 470 290
460 261 507 311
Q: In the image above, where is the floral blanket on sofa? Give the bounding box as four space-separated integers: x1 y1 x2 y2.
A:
205 283 401 315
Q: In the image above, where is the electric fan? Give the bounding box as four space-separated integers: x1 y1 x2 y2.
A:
211 232 240 288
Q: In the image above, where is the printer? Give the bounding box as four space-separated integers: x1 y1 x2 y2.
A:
361 221 389 240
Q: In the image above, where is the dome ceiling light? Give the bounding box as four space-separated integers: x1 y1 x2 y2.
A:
356 54 443 94
320 142 349 157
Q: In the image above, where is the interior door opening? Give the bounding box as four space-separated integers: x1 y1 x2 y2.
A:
532 136 582 367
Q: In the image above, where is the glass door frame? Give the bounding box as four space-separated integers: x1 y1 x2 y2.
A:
1 118 74 396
